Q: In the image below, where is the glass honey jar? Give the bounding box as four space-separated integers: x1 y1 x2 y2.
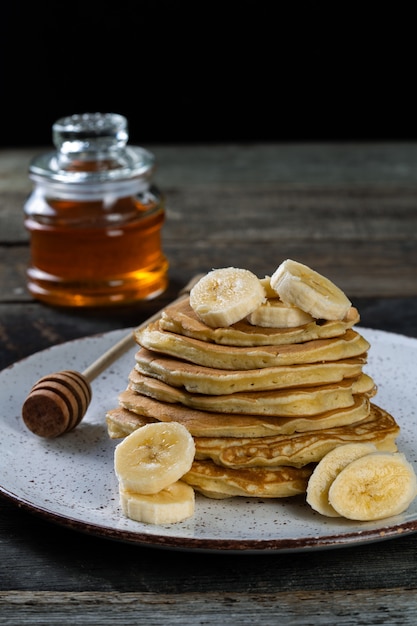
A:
24 112 168 307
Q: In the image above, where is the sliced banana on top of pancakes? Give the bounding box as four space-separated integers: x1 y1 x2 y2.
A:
270 259 352 321
189 260 352 329
189 267 265 328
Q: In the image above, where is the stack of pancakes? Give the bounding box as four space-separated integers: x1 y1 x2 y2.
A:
106 298 400 499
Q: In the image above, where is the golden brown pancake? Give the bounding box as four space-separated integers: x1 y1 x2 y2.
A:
194 403 399 469
136 324 370 370
182 460 315 499
159 298 360 346
113 390 372 438
128 368 376 417
106 406 156 438
135 348 367 395
107 402 399 497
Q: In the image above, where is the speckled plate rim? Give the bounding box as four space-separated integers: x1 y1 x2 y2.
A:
1 326 417 554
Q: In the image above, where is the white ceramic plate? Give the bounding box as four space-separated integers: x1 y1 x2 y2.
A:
1 327 417 553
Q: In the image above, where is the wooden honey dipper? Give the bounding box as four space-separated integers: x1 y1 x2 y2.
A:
21 276 203 438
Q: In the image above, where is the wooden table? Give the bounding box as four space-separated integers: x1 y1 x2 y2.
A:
1 143 417 625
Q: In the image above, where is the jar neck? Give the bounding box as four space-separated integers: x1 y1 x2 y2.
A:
29 174 150 201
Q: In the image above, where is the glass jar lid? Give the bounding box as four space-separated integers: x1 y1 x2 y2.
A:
29 113 155 189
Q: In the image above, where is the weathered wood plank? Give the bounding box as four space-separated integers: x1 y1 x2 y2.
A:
1 589 416 626
3 183 417 244
166 238 417 298
3 238 417 305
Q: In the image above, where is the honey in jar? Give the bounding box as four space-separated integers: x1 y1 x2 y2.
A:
24 113 168 307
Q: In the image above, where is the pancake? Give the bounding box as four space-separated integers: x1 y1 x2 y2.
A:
136 324 370 370
194 403 399 469
107 402 399 497
135 348 368 395
182 460 315 499
106 406 155 438
114 390 372 437
128 368 376 417
159 298 360 346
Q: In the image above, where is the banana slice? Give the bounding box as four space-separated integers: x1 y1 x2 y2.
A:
189 267 265 327
270 259 352 321
259 276 277 298
306 443 377 517
119 481 195 524
251 276 314 327
247 299 314 328
114 422 195 495
328 452 417 521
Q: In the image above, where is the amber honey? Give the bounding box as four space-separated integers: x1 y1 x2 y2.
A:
24 113 168 307
25 192 168 306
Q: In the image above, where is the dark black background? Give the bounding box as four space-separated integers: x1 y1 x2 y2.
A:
1 1 416 147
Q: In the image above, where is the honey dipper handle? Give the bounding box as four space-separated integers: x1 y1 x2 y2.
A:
81 274 204 384
81 331 137 383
